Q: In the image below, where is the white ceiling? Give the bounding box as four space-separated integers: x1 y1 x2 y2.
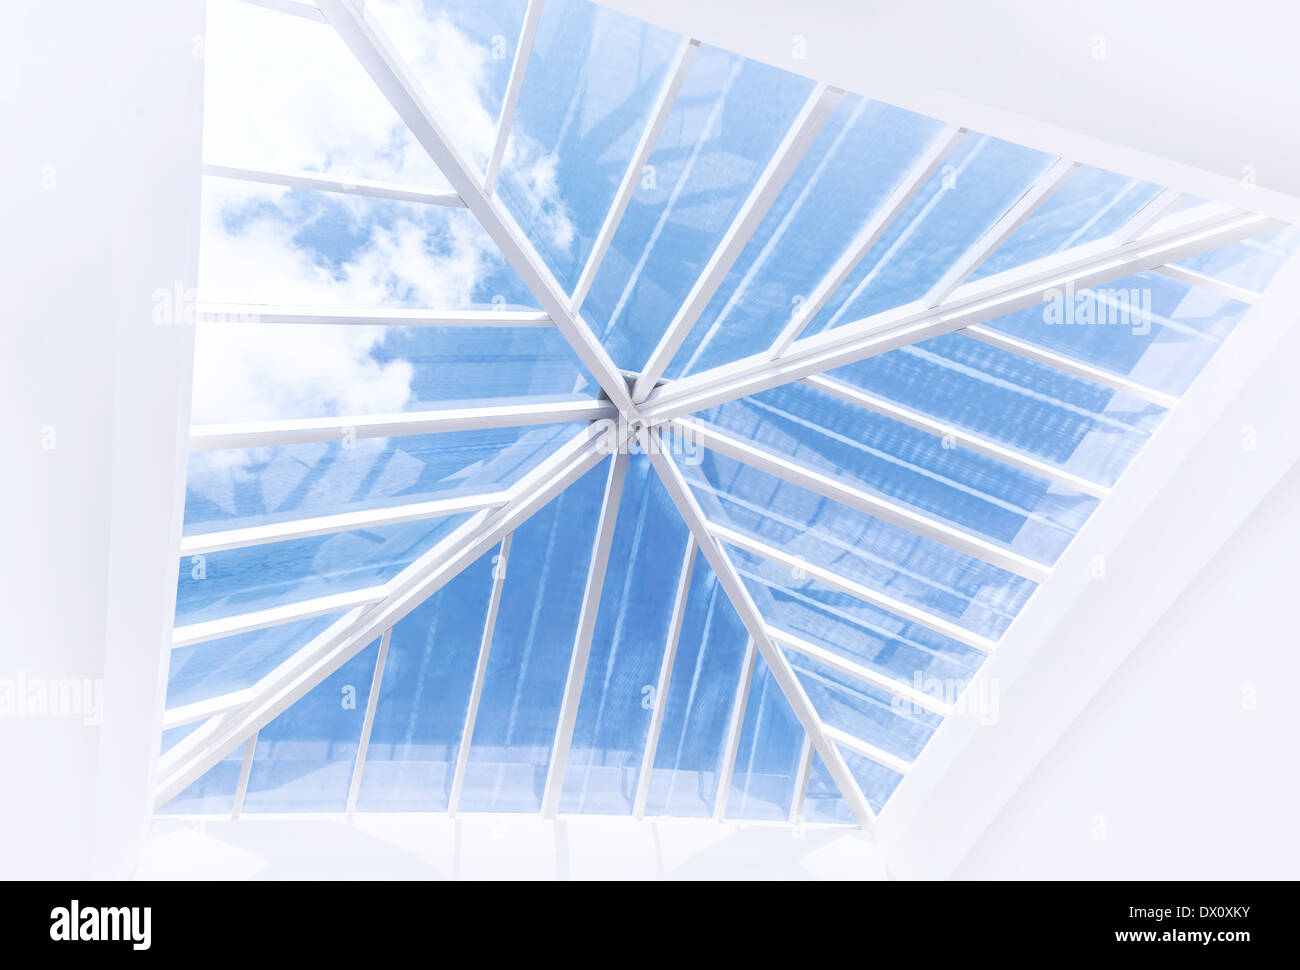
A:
596 0 1300 222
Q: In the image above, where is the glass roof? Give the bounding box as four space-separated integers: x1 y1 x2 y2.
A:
158 0 1298 826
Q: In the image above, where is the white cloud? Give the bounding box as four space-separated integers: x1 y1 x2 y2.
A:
194 0 576 427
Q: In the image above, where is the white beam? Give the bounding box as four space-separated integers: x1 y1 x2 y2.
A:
713 638 756 821
541 451 630 817
802 374 1110 499
202 163 463 207
824 724 913 776
789 733 813 823
632 535 696 818
632 83 843 402
483 0 544 195
1153 263 1259 304
161 690 252 731
647 437 875 827
195 304 551 327
157 425 613 806
712 522 997 652
231 733 257 819
570 37 700 315
919 157 1079 308
179 492 509 557
675 417 1051 583
1114 187 1186 244
963 324 1180 409
317 0 640 414
642 205 1277 423
170 586 388 649
767 125 965 358
448 532 514 814
345 628 390 814
190 400 614 451
767 626 954 717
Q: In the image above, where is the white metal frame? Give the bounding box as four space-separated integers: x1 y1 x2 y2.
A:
159 0 1298 835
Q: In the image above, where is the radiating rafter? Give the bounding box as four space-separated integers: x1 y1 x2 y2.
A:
646 434 875 827
345 628 391 813
767 125 965 359
156 425 617 806
195 305 551 327
674 417 1051 583
202 163 463 207
179 491 510 557
570 37 700 315
802 374 1110 499
190 400 615 451
317 0 641 415
919 157 1080 308
541 451 630 817
632 535 697 818
483 0 544 195
641 204 1277 423
448 533 514 814
711 522 998 652
631 83 845 402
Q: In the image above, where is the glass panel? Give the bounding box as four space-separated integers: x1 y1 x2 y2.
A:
982 271 1249 396
694 380 1098 564
457 459 610 812
667 95 948 376
155 746 243 816
827 332 1167 486
642 551 750 818
355 549 497 811
581 44 817 371
184 423 579 534
195 178 596 425
730 544 987 688
203 0 447 187
367 0 527 173
498 0 682 293
968 166 1162 281
785 648 942 762
242 638 382 813
677 446 1035 641
558 458 690 814
725 658 803 821
1173 224 1300 292
174 513 471 626
166 612 347 709
800 752 854 824
842 747 904 815
805 134 1057 336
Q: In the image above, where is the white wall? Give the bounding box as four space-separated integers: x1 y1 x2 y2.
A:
136 815 885 880
955 458 1300 879
0 0 202 879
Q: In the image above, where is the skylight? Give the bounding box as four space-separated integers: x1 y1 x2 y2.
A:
156 0 1300 829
